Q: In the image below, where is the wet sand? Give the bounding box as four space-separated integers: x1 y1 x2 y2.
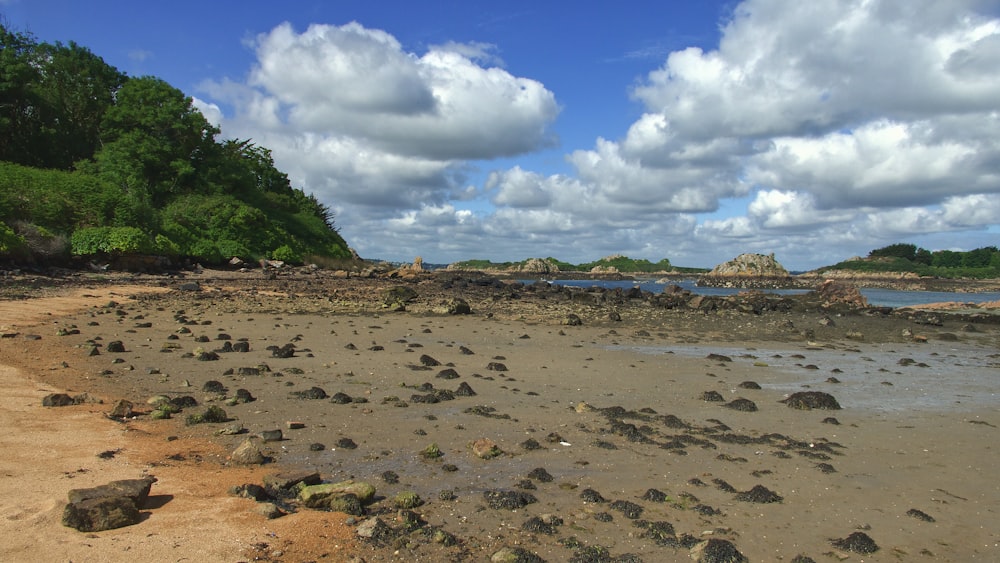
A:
0 272 998 562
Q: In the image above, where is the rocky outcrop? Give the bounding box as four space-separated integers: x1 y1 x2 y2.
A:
707 253 789 277
699 253 794 288
513 258 561 274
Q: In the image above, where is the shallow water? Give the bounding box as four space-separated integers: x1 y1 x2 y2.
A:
609 342 1000 413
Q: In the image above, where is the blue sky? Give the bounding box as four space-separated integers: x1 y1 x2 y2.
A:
4 0 1000 269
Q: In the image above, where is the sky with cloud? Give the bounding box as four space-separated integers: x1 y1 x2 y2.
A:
5 0 1000 269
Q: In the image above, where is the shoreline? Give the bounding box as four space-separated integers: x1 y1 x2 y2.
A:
0 274 998 562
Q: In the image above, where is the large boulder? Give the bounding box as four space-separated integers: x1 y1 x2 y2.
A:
814 279 868 308
62 476 157 532
298 480 377 509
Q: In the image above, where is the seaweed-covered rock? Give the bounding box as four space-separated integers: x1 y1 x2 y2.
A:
735 484 783 503
782 391 842 410
484 489 537 510
907 508 935 522
490 546 545 563
701 390 725 402
580 488 607 503
609 499 644 519
691 538 747 563
356 516 394 541
527 467 554 483
724 398 758 412
299 481 376 510
185 405 228 425
830 531 879 553
641 488 668 502
293 386 328 400
521 514 562 535
394 491 424 509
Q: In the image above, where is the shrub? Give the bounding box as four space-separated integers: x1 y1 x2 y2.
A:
270 244 302 265
70 226 154 256
188 240 223 264
0 221 29 260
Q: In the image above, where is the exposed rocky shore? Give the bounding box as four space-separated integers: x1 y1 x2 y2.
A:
1 267 998 562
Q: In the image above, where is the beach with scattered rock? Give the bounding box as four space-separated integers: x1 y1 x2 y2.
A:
0 269 997 562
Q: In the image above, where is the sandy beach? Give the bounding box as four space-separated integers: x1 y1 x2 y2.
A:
0 270 997 562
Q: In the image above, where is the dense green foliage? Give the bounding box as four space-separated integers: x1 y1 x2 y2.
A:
575 255 673 273
820 243 1000 279
0 23 350 266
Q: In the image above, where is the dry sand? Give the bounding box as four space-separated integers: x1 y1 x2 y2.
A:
0 273 998 562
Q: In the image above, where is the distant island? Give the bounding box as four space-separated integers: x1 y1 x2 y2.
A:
436 245 1000 292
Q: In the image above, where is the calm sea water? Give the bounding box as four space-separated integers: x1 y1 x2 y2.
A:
520 278 1000 308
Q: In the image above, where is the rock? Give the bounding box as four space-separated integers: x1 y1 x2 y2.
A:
447 298 471 315
264 470 322 491
107 399 134 419
62 476 156 532
67 477 157 505
356 516 393 541
298 480 377 508
215 423 245 436
255 502 284 519
253 427 282 441
382 286 418 310
782 391 842 410
472 438 503 459
62 496 141 532
690 538 748 562
178 282 201 292
562 313 582 326
105 340 126 353
815 279 868 308
231 437 269 465
706 253 789 277
491 547 545 563
42 393 74 407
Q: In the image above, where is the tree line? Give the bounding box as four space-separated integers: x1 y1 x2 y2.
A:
822 243 1000 279
0 22 351 267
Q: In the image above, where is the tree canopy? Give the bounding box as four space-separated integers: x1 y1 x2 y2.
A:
0 22 350 267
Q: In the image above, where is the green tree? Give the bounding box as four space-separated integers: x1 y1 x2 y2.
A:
0 23 43 165
869 243 917 261
914 247 933 265
962 246 997 269
34 40 125 169
95 76 219 207
931 250 962 268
